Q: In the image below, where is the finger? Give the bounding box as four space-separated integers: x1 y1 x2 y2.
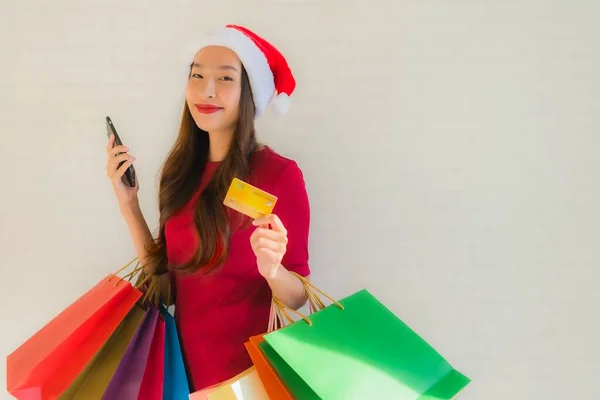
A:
252 214 273 227
108 153 132 172
115 157 135 178
252 227 286 244
106 154 126 176
250 227 282 245
251 237 286 251
109 145 129 158
109 145 129 157
108 154 134 178
252 214 287 234
256 247 281 262
269 214 287 234
252 236 286 253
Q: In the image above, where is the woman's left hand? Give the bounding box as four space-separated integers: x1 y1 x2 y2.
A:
250 214 288 279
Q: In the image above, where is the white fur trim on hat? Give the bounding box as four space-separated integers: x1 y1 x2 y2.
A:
271 93 291 114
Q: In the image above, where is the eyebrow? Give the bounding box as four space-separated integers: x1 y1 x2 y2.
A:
191 63 238 72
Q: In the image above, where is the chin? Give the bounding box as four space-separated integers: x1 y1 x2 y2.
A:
191 115 224 132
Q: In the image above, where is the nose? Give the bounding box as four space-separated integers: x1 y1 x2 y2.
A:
201 79 216 99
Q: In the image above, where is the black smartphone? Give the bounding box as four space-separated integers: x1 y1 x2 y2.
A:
106 116 136 187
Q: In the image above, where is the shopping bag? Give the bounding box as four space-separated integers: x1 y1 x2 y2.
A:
137 275 168 400
58 304 146 399
189 367 269 400
138 313 166 400
260 275 471 400
102 306 159 399
63 273 163 400
6 258 144 399
161 304 190 400
245 335 293 400
244 299 300 400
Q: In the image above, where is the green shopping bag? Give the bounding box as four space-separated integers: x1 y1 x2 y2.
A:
260 276 470 400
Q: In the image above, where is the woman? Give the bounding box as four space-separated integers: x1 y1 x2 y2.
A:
105 24 311 391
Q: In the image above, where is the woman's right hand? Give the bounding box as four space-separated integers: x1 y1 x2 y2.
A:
106 133 139 207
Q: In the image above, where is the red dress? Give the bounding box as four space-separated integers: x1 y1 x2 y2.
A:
164 147 311 391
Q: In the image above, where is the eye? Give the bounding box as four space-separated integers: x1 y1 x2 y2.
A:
219 76 234 81
191 73 203 79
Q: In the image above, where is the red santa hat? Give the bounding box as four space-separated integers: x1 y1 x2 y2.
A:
182 24 296 118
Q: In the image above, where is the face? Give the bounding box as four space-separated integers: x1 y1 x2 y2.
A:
186 46 243 133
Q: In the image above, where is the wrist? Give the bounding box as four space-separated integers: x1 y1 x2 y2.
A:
264 263 285 283
119 198 141 215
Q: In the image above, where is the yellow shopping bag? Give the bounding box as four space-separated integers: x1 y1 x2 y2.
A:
189 367 269 400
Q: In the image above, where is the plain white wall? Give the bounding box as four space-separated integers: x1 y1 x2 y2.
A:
1 0 599 398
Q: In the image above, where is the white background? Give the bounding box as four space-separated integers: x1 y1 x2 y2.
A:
1 1 599 399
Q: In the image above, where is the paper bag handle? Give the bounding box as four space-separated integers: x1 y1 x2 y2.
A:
270 272 344 328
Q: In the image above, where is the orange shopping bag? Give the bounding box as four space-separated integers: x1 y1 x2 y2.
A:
6 258 144 399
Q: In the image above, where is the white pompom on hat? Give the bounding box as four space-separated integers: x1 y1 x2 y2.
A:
182 24 296 118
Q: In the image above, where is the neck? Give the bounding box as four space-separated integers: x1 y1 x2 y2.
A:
207 128 234 162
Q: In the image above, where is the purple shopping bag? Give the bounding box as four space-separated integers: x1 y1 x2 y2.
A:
101 306 159 400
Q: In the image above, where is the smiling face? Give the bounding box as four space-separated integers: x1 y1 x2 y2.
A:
185 46 243 134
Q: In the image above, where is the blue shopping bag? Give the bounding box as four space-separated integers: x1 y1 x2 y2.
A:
159 305 190 400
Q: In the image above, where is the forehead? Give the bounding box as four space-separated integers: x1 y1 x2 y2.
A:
192 46 242 68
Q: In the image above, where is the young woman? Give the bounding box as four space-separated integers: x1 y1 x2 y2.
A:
105 24 311 391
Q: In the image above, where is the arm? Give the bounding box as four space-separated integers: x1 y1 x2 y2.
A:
120 201 170 300
119 200 154 274
251 161 312 310
105 137 170 300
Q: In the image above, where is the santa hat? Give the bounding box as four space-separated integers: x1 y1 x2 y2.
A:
182 24 296 118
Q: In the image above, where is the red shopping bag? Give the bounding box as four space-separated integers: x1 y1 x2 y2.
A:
138 315 166 400
7 260 143 399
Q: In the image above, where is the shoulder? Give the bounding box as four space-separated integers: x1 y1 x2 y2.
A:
249 146 306 191
252 146 301 173
251 147 311 230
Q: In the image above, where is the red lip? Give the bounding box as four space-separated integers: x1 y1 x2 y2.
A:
195 104 223 114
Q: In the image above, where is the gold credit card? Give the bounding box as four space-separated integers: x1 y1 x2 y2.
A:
223 178 277 219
